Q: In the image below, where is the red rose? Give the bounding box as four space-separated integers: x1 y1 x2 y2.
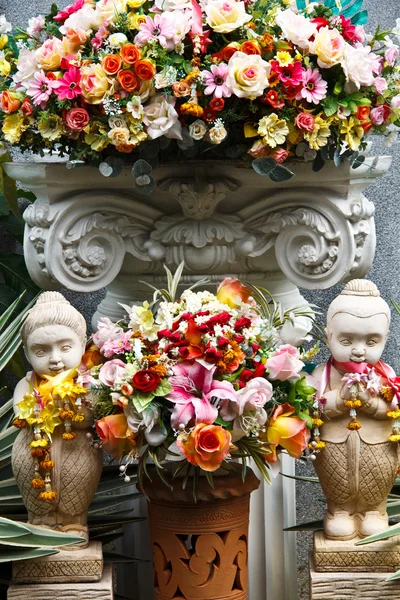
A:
234 317 252 331
132 369 161 393
206 312 232 329
65 107 90 131
296 112 315 133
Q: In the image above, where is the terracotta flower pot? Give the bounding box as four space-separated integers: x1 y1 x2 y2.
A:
141 465 260 600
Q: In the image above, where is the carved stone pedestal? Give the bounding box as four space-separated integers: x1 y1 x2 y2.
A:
310 533 400 599
141 465 260 600
11 540 103 584
8 563 113 600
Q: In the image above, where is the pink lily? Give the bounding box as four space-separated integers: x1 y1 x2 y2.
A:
167 361 238 429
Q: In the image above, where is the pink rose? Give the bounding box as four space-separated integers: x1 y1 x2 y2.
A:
65 107 90 131
391 94 400 109
296 112 315 133
98 359 126 387
248 139 269 158
374 77 388 95
267 345 304 381
274 148 289 164
370 104 391 125
385 45 399 67
237 377 273 413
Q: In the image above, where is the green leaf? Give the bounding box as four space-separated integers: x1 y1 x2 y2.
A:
342 0 363 17
0 255 39 295
132 390 154 412
355 522 400 545
132 159 153 177
284 519 324 532
0 548 59 563
103 551 147 564
0 518 29 539
352 154 365 169
134 175 156 195
252 157 276 176
351 9 368 24
0 153 20 219
269 165 295 183
323 97 338 118
153 379 172 397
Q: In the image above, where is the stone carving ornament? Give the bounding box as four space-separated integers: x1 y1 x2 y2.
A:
311 279 399 540
11 292 103 546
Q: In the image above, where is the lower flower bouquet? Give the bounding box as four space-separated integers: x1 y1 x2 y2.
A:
85 265 318 495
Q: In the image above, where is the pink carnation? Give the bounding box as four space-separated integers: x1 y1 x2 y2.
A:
266 345 304 381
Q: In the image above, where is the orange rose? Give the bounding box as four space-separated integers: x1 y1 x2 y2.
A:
356 105 370 121
221 42 240 62
116 143 135 153
361 120 373 134
102 54 122 76
66 28 87 50
263 403 310 464
117 69 139 92
1 91 21 114
121 43 141 65
216 276 252 308
172 80 191 98
177 423 232 472
82 343 103 369
95 413 136 460
21 98 33 117
241 40 262 55
134 59 156 81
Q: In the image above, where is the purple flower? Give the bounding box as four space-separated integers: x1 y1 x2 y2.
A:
202 63 232 98
299 68 327 104
134 14 175 49
25 70 56 108
167 361 238 429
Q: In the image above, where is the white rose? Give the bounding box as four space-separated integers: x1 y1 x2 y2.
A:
108 33 128 48
237 378 273 414
13 48 39 90
127 96 144 120
275 8 317 49
226 51 270 99
189 119 207 140
205 0 252 33
154 0 191 10
143 95 183 140
60 6 101 34
308 27 345 68
280 315 313 347
341 43 376 92
208 124 227 144
95 0 128 23
27 16 45 39
0 15 11 35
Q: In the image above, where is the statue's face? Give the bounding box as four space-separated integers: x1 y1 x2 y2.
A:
326 312 389 365
25 325 84 377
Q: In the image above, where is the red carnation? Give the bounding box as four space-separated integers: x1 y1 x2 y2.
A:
206 312 232 329
234 317 251 331
132 370 161 393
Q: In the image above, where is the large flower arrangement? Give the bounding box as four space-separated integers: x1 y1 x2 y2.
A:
0 0 399 184
85 267 318 489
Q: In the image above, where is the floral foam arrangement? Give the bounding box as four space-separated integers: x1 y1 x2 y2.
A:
0 0 399 186
84 265 318 491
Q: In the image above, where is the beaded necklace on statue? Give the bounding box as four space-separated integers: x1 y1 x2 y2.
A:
13 369 87 502
308 357 400 457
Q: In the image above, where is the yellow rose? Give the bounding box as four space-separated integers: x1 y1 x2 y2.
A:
205 0 252 33
127 0 146 7
36 37 69 71
108 126 131 146
81 64 113 104
2 113 28 144
309 27 345 69
0 35 8 50
0 58 11 77
128 11 146 29
226 51 270 99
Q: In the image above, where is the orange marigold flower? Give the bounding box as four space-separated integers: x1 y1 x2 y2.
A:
180 103 204 117
13 418 27 429
60 409 75 421
260 33 275 53
40 460 55 470
40 491 57 501
31 448 45 457
32 477 45 489
347 421 362 430
73 413 85 423
150 364 167 378
62 432 76 440
382 386 395 403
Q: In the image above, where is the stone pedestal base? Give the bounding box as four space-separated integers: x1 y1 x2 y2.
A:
11 541 103 584
309 555 400 600
8 563 113 600
313 531 400 572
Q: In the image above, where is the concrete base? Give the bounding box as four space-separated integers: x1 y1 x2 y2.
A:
314 531 400 572
8 563 113 600
309 554 400 600
11 541 103 584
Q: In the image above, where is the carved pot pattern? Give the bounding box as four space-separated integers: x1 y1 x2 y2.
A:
142 466 260 600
